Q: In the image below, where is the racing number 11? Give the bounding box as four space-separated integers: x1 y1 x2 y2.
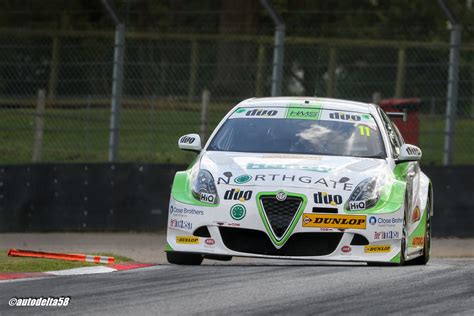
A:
359 126 371 137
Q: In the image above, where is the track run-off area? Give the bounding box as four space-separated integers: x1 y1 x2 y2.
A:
1 258 473 315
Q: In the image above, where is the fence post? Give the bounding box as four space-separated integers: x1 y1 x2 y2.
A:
394 47 406 98
108 23 125 162
442 25 462 165
200 89 210 142
255 43 266 97
326 47 337 98
260 0 285 97
188 39 199 104
47 36 59 99
32 89 46 162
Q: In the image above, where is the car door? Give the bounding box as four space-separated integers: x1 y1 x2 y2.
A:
378 109 420 228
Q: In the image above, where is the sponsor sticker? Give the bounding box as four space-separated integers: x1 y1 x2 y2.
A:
230 204 246 221
314 191 343 206
368 216 403 227
302 214 366 229
169 205 204 217
200 192 216 204
214 221 240 227
329 112 363 122
224 188 252 202
234 174 252 184
285 106 322 120
341 245 352 253
179 135 195 144
176 236 199 244
205 238 215 245
169 219 193 230
412 206 421 222
247 163 332 173
364 245 391 253
412 237 424 246
229 108 284 119
348 200 366 211
374 231 399 240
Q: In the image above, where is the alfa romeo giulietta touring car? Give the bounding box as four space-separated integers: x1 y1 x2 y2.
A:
166 97 433 266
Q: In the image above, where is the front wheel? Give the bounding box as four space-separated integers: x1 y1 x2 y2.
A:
167 252 203 265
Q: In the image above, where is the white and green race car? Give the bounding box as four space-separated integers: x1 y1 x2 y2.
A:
166 97 433 266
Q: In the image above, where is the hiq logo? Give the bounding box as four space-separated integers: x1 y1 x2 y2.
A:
348 200 366 211
369 216 377 225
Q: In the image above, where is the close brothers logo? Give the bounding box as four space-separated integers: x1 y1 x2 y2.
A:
302 214 366 229
169 205 204 216
368 216 403 226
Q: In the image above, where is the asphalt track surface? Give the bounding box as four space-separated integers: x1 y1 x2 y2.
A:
1 258 473 315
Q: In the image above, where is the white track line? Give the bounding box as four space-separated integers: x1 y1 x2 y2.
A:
47 266 117 276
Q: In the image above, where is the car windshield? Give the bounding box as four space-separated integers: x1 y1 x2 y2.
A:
207 108 386 158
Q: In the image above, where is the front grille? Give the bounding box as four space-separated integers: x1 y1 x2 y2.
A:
219 227 342 256
260 195 302 239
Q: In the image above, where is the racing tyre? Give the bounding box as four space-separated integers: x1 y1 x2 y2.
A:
409 193 432 265
167 252 203 265
398 192 410 266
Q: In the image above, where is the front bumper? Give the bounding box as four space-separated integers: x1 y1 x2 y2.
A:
166 197 404 263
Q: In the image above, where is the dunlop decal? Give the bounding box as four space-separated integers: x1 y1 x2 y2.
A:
364 245 391 253
176 236 200 244
302 214 366 229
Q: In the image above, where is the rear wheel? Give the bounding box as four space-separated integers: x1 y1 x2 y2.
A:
409 193 431 265
167 252 203 265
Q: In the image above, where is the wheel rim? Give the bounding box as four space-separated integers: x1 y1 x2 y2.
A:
425 198 431 258
401 196 409 264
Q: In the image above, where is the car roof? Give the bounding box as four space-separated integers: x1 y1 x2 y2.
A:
235 97 376 114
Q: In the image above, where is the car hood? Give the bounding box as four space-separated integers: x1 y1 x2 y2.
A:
200 151 390 191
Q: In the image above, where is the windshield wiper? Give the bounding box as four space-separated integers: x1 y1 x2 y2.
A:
358 152 386 159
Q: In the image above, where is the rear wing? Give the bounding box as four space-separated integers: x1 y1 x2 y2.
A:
387 110 407 122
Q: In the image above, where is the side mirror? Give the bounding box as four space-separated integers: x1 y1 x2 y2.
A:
397 144 422 162
178 134 202 153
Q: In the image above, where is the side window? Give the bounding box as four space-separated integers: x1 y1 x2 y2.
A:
379 109 401 158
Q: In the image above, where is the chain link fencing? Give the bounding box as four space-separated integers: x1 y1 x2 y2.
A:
0 29 473 165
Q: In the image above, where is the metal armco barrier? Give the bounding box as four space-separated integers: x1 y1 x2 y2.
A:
0 164 472 237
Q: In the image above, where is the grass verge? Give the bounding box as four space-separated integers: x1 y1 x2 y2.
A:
0 249 131 273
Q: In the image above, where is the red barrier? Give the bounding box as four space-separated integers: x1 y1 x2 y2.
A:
8 249 115 264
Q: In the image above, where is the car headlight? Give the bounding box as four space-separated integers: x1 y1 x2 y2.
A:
192 169 219 204
345 177 381 211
